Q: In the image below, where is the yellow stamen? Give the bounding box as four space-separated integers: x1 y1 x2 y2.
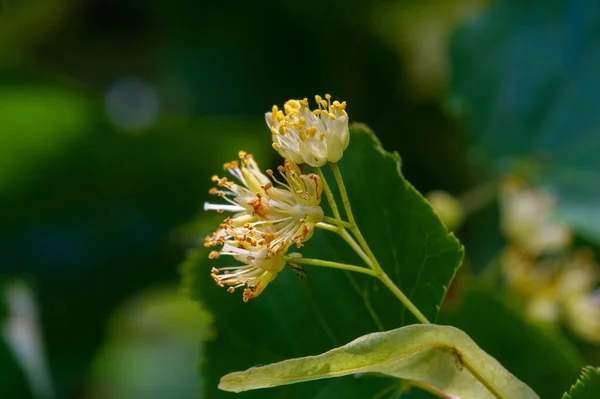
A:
306 126 317 136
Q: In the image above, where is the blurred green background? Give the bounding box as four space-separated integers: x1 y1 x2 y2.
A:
2 0 600 398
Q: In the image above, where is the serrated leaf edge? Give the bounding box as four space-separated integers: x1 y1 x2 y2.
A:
350 123 465 320
562 366 600 399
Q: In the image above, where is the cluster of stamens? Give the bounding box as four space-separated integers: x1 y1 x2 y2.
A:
265 94 349 167
204 151 323 301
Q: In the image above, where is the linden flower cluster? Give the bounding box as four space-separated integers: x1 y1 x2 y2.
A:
500 178 571 255
503 248 600 342
499 178 600 342
204 151 324 301
265 94 349 167
204 94 349 301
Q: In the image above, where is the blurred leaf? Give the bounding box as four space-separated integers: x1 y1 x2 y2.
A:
0 114 271 397
0 279 35 399
563 366 600 399
220 324 538 398
0 0 67 67
0 86 90 192
370 0 483 97
0 335 33 399
440 286 584 399
183 125 463 397
450 0 600 243
88 287 214 399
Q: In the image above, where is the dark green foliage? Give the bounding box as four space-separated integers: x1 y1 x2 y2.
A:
563 366 600 399
450 0 600 242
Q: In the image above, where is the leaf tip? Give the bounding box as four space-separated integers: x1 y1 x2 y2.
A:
218 372 243 393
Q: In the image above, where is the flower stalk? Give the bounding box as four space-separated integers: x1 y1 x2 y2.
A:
284 256 378 277
320 162 432 325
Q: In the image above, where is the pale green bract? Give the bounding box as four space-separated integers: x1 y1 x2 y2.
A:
219 324 539 399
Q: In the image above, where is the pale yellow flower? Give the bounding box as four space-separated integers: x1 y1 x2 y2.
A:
208 230 285 302
503 247 600 342
265 94 349 167
204 152 323 253
564 290 600 342
204 152 324 300
500 178 571 256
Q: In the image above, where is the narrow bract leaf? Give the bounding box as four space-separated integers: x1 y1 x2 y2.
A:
563 366 600 399
219 324 539 399
440 286 584 398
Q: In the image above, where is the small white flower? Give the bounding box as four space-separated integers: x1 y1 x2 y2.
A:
204 152 323 253
564 290 600 343
265 94 349 167
208 232 286 302
500 178 572 256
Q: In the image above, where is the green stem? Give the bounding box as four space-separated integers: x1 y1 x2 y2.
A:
315 167 341 220
321 215 352 229
284 256 378 277
378 272 430 324
315 222 373 268
338 228 374 268
314 221 338 233
329 162 431 325
330 163 379 266
329 163 355 225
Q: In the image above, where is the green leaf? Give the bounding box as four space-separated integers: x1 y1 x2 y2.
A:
219 324 538 399
183 125 463 397
440 286 585 399
0 278 35 399
313 124 464 326
449 0 600 243
0 86 90 192
563 366 600 399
